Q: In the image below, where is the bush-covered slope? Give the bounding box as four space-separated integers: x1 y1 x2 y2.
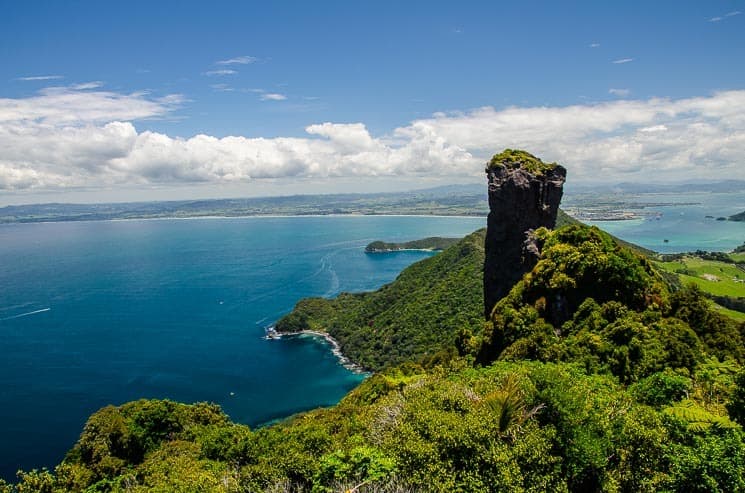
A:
277 211 585 371
475 225 745 383
277 229 487 370
6 360 745 492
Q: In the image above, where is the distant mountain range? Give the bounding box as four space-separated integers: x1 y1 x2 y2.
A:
568 180 745 194
2 179 742 224
0 185 488 223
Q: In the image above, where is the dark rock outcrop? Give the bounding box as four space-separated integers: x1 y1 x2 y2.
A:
483 150 566 318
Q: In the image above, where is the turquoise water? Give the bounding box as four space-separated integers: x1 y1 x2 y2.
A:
0 215 485 480
585 192 745 253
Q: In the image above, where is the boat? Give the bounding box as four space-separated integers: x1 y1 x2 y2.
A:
264 326 282 340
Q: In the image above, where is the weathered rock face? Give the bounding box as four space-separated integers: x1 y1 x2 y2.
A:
483 150 566 318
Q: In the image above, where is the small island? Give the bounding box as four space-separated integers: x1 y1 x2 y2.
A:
730 210 745 221
364 236 460 253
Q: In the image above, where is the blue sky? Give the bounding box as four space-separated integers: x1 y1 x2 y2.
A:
1 0 744 204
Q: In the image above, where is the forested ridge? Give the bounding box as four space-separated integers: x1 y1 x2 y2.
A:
4 221 745 492
364 237 460 253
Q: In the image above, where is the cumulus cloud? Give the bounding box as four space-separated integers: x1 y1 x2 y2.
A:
1 86 745 192
609 88 630 97
406 91 745 180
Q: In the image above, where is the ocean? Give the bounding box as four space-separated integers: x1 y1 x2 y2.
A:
583 191 745 253
0 215 485 480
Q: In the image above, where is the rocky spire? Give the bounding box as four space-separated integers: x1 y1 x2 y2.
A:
483 149 566 318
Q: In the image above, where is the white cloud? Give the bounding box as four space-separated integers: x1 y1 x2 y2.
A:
16 75 64 81
612 58 634 64
0 86 182 125
639 125 667 133
404 91 745 181
203 69 237 76
589 43 600 48
1 87 745 192
609 88 630 97
210 83 234 92
216 56 258 65
260 93 287 101
709 10 741 22
70 81 104 90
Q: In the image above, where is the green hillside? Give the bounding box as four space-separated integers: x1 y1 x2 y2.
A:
276 209 653 372
656 258 744 297
655 253 745 322
277 229 486 370
475 225 744 377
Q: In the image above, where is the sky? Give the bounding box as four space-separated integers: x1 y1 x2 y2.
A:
1 0 744 205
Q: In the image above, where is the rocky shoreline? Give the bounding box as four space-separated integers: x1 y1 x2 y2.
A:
265 327 368 374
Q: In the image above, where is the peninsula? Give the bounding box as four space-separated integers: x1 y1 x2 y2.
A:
364 236 460 253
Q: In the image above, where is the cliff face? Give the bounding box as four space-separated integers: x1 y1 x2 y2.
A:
483 150 566 318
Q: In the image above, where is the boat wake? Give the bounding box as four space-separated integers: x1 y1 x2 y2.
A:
0 307 51 321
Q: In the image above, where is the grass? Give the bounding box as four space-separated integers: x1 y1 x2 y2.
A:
713 303 745 322
730 252 745 263
655 257 745 298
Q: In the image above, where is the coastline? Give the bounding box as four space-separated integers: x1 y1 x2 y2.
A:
365 247 443 253
266 327 369 375
0 212 487 226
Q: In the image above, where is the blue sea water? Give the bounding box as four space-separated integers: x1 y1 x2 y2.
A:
584 191 745 253
0 215 485 480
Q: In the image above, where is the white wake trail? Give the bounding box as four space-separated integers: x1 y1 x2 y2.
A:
0 308 51 321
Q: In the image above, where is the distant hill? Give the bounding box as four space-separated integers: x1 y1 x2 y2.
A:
568 179 745 194
0 185 487 223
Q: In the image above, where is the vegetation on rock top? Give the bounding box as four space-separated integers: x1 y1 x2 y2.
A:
486 149 559 175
